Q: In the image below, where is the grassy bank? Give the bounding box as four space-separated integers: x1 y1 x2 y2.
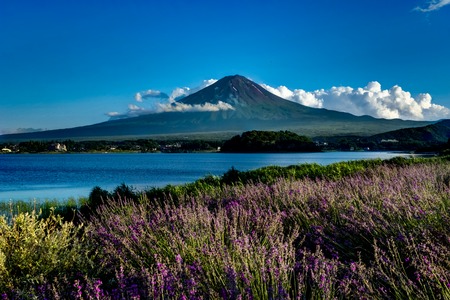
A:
1 156 449 299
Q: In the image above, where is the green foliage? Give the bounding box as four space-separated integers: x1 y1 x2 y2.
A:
220 158 384 186
1 138 223 153
81 184 140 220
17 140 49 153
222 130 319 152
0 199 80 223
112 183 138 201
0 209 96 293
80 186 110 218
159 139 222 152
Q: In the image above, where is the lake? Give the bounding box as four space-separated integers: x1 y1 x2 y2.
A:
0 151 412 201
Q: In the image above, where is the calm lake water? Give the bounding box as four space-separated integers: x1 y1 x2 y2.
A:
0 152 412 201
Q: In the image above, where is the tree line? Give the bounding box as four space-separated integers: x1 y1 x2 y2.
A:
0 139 222 153
221 130 320 153
2 131 449 154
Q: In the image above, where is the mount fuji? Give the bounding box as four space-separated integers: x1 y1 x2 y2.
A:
0 75 431 141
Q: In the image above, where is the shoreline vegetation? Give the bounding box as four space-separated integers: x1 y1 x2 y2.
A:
2 129 450 155
1 155 449 298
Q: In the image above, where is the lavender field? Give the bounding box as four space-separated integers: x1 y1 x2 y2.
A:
0 157 449 299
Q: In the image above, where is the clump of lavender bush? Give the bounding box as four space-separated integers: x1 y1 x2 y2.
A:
88 197 296 298
1 158 449 298
85 160 449 299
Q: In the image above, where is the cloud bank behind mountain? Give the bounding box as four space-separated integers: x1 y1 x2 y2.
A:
107 78 450 121
261 81 450 121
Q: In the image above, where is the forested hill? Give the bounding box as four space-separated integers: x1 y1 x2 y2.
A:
221 130 320 153
370 119 450 144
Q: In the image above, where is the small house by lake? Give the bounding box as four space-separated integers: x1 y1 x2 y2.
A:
50 143 67 152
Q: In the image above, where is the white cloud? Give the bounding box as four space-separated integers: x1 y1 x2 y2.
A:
106 112 121 117
128 104 142 111
415 0 450 12
134 90 169 102
260 84 324 108
107 78 233 119
170 87 191 102
168 79 218 102
261 81 450 121
107 101 234 119
155 101 234 113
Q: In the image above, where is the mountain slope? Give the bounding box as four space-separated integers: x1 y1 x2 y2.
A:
370 119 450 143
0 75 432 141
179 75 318 119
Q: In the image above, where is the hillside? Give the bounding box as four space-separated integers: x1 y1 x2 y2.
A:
221 130 320 153
370 119 450 144
0 75 432 141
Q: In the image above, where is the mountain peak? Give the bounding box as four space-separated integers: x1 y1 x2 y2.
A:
223 74 245 79
211 74 258 93
175 74 319 121
221 74 248 81
179 75 274 107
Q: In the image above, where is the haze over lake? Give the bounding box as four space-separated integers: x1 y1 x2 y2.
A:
0 152 412 201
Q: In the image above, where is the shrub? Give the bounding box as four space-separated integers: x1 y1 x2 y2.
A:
0 209 97 297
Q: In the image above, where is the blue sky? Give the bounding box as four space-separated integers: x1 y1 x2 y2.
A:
1 0 450 133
